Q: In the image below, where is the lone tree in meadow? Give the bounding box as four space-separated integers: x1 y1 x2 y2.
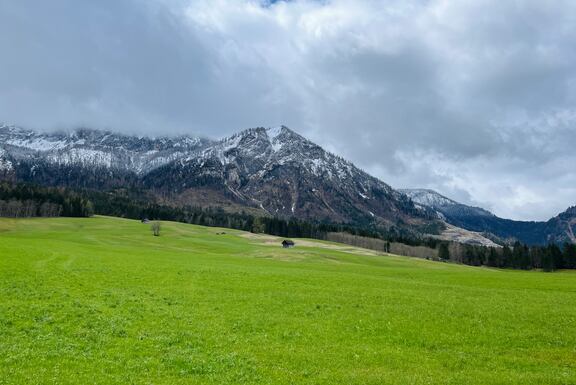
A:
151 221 161 237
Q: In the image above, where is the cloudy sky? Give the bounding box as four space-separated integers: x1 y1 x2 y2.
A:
1 0 575 221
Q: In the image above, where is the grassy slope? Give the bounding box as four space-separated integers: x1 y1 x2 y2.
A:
0 217 575 385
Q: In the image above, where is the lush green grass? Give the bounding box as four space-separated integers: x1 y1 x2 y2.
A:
0 216 575 384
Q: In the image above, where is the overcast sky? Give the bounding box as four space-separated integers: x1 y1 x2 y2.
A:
1 0 575 221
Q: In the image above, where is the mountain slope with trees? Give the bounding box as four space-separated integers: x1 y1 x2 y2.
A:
402 188 575 245
0 124 438 234
1 124 574 246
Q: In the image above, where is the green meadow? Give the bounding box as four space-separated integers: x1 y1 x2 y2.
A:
0 216 575 385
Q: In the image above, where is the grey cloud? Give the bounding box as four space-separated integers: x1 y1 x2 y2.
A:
0 0 575 220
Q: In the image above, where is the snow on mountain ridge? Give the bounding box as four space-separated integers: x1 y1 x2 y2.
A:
1 123 438 228
266 126 283 140
1 125 404 203
6 137 69 152
166 125 427 222
205 126 386 190
0 147 13 171
0 125 210 174
400 189 457 208
400 188 496 221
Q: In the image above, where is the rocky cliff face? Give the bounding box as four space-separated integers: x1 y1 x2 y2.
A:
0 124 435 228
144 126 435 225
544 206 576 244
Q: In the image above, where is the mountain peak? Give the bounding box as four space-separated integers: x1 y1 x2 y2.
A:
400 188 458 208
556 206 576 220
1 123 434 227
265 125 299 138
265 126 284 140
401 188 496 226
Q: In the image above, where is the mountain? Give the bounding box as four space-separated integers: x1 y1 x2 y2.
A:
0 124 437 231
143 127 438 226
0 124 212 175
399 189 494 221
4 123 570 245
402 188 575 245
544 206 576 244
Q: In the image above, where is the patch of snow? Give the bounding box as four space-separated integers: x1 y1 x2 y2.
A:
401 189 455 208
0 148 13 171
204 133 244 165
47 149 113 168
6 138 68 151
266 126 283 140
259 203 270 214
223 134 242 152
1 125 209 174
270 140 283 153
308 158 335 179
266 127 285 152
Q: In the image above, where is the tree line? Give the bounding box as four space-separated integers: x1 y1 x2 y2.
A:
0 183 94 217
443 241 576 272
1 182 575 271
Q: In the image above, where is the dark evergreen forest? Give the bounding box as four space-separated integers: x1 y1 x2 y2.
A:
1 182 574 271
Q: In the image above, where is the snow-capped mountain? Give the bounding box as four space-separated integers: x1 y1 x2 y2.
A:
0 124 436 228
2 123 573 244
0 124 212 175
144 126 432 224
0 147 12 172
400 189 495 220
401 188 576 245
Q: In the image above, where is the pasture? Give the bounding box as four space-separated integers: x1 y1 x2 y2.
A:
0 217 574 384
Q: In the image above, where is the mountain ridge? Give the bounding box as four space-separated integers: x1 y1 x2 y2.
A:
402 188 575 245
0 124 437 232
2 123 573 245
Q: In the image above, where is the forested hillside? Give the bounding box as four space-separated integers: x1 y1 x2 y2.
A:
0 183 93 217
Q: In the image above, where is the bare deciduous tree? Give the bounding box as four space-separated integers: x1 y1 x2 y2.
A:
151 222 161 237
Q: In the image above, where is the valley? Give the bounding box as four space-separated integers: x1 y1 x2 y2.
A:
1 216 575 384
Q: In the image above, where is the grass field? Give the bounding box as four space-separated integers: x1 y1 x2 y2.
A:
0 216 575 384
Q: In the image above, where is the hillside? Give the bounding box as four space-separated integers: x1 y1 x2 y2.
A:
0 217 575 384
402 188 575 245
2 124 574 245
0 124 436 230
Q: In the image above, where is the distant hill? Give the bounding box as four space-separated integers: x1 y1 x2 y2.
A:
401 188 575 245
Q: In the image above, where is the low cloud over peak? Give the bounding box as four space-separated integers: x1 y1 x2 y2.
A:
1 0 575 221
